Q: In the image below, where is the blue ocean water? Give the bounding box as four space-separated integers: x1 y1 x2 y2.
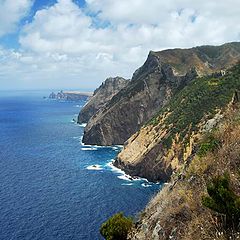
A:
0 91 161 240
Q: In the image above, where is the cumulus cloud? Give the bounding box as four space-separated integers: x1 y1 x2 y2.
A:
0 0 32 37
0 47 135 90
86 0 240 46
20 0 93 53
0 0 240 90
20 0 240 56
86 0 240 25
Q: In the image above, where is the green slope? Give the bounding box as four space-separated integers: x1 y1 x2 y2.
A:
149 62 240 148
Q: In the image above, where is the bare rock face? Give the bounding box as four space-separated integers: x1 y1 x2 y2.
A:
82 54 198 145
82 42 240 146
114 61 240 182
129 107 240 240
77 77 128 124
114 122 196 182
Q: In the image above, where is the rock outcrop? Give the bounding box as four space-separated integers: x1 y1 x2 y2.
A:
49 90 92 101
129 104 240 239
77 77 128 124
83 42 240 146
114 62 240 182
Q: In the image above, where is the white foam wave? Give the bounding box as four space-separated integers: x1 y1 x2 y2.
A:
141 183 152 188
79 123 87 127
74 105 82 108
114 145 124 150
81 143 91 147
117 175 133 181
73 136 81 140
107 161 143 182
86 165 103 170
121 183 133 186
81 147 98 151
106 161 124 174
106 160 157 186
80 141 123 151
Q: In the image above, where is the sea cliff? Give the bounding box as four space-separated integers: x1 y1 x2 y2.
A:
81 42 240 239
78 77 128 124
82 42 240 146
129 99 240 239
114 63 240 182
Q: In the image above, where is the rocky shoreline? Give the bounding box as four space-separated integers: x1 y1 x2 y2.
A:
78 42 240 182
77 43 240 239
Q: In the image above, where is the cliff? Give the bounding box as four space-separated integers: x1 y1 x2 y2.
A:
82 42 240 146
77 77 128 124
129 103 240 239
114 63 240 182
49 90 92 101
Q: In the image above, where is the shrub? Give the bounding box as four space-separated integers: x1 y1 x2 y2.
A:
100 212 133 240
148 63 240 150
197 134 220 157
202 173 240 229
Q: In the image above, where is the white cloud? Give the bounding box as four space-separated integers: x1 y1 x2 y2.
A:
20 0 240 55
20 0 93 53
1 0 240 90
86 0 240 46
86 0 240 26
0 0 32 37
0 47 135 90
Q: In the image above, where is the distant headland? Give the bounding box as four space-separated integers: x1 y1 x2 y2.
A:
49 90 93 101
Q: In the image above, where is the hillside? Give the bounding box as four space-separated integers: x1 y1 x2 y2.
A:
129 103 240 239
82 42 240 146
115 63 240 182
152 42 240 76
78 77 128 124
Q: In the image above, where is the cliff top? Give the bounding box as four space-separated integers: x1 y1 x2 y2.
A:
144 42 240 76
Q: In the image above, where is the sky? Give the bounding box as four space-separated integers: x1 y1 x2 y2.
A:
0 0 240 91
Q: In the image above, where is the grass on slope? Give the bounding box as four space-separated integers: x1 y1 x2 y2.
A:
135 107 240 239
149 63 240 148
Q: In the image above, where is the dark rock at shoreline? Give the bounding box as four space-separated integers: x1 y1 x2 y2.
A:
82 42 240 146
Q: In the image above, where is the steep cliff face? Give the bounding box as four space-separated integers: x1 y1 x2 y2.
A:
82 54 198 146
77 77 128 124
114 63 240 182
129 105 240 240
83 42 240 146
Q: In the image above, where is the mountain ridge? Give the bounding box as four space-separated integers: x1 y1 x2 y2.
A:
114 63 240 182
82 42 240 146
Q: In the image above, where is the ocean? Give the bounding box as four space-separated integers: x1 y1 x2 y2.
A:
0 91 161 240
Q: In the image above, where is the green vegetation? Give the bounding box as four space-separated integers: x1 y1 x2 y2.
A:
202 173 240 229
196 42 240 59
196 45 221 59
197 133 221 157
100 212 133 240
149 63 240 149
